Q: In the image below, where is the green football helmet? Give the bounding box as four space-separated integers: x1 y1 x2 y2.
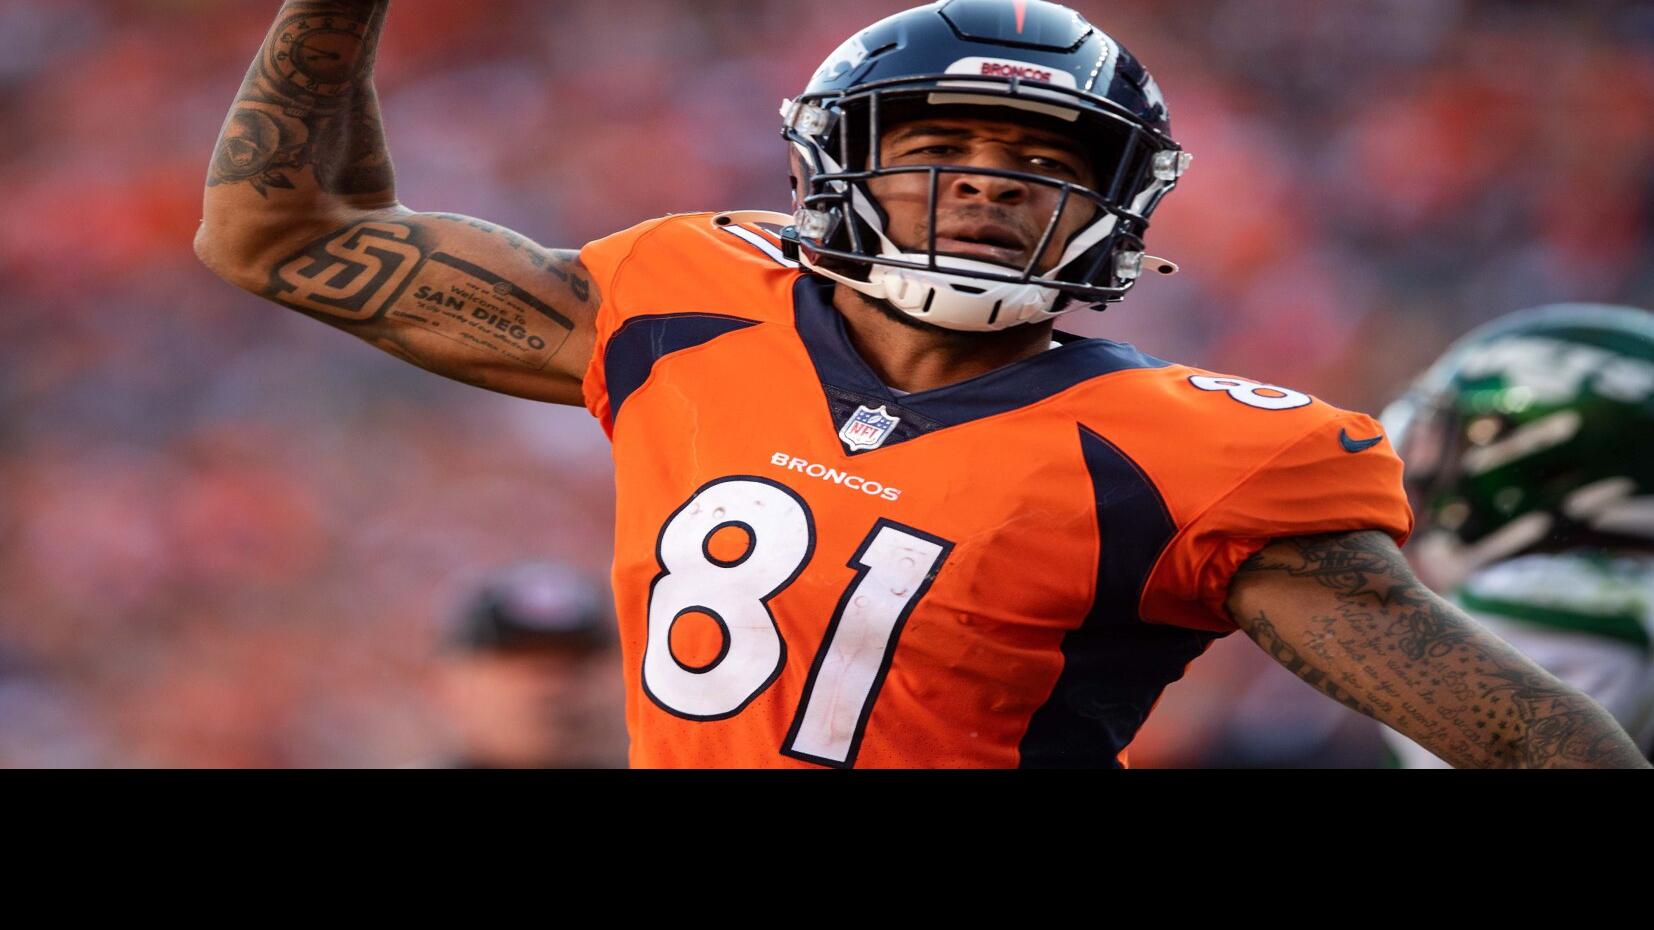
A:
1381 304 1654 590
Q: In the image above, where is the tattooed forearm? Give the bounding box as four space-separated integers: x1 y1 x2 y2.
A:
1231 531 1649 769
209 1 393 198
1243 612 1376 718
268 219 577 373
200 2 598 405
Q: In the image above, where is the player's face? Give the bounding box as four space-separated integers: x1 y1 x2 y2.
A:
871 114 1099 274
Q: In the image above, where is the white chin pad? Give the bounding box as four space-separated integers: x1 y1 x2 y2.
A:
867 254 1063 332
818 180 1114 333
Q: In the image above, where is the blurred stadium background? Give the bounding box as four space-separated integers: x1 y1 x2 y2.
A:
0 0 1650 766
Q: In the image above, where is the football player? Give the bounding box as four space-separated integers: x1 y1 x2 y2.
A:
1381 305 1654 766
195 0 1646 767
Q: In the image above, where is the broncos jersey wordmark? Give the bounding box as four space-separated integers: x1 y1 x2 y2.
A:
579 214 1413 768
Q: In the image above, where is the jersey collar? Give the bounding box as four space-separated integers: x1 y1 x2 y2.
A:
791 275 1170 455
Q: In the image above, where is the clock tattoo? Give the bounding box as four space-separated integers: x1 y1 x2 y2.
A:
213 3 392 198
266 13 371 99
209 108 306 196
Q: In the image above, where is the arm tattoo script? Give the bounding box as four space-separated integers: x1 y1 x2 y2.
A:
210 1 393 198
426 214 593 300
1232 531 1648 769
267 219 577 376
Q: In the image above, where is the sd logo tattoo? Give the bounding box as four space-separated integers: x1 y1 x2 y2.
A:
271 221 426 321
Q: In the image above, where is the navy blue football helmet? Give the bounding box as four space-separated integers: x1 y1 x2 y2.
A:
780 0 1189 331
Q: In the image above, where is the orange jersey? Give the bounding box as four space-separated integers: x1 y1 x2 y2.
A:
579 213 1412 768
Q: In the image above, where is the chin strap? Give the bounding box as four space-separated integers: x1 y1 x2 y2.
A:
710 210 1178 332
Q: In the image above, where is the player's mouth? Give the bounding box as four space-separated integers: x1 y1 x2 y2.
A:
934 223 1032 267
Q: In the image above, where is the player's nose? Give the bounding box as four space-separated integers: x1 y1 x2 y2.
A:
945 149 1030 204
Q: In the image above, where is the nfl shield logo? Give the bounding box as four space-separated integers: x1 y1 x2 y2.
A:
839 404 901 452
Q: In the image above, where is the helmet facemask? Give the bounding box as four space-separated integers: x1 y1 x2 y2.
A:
782 74 1187 332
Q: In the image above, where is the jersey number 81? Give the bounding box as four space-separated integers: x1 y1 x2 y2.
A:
642 476 952 767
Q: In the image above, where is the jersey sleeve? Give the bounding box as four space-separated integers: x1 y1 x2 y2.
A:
1141 409 1415 633
578 216 678 429
578 213 802 437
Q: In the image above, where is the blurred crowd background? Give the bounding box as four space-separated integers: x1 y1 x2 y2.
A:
0 0 1650 767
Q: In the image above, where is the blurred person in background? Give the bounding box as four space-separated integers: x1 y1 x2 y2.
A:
435 562 625 769
190 0 1647 768
1380 305 1654 766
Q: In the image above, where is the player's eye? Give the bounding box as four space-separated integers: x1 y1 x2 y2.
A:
1027 155 1079 176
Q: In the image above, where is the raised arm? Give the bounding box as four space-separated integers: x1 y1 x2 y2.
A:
1226 531 1649 769
194 0 597 405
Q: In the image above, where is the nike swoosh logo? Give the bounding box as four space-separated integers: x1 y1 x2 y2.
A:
1339 429 1384 453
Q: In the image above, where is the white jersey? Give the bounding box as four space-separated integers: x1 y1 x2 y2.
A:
1385 551 1654 767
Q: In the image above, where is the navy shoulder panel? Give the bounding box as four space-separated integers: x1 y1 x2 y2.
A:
605 312 759 422
1018 425 1219 768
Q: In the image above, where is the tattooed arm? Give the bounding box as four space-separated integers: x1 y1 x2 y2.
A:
194 1 597 405
1226 531 1649 769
